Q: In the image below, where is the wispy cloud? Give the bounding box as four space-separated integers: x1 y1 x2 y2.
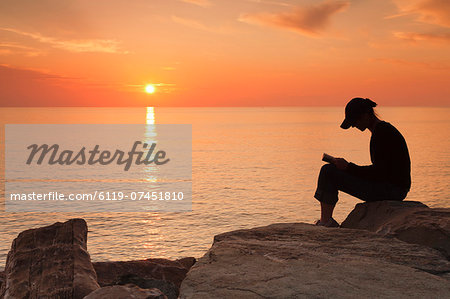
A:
239 0 350 37
0 64 80 87
126 83 177 94
0 27 128 54
0 64 165 94
391 0 450 28
0 64 138 106
171 16 233 34
393 31 450 42
172 16 211 31
0 42 45 56
371 57 450 70
246 0 292 7
180 0 211 7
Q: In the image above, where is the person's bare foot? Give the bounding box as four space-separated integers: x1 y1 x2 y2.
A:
314 218 340 227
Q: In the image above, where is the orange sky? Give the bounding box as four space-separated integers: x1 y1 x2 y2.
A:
0 0 449 106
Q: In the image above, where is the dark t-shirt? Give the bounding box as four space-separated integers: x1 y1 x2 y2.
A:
347 121 411 190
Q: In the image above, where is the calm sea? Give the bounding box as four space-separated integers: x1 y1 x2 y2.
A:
0 107 449 268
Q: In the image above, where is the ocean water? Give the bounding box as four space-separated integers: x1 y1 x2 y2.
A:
0 107 449 268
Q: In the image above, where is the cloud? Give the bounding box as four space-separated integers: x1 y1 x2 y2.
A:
171 16 211 31
246 0 292 7
0 64 78 106
0 42 45 57
371 57 449 70
393 31 450 42
0 0 89 34
0 64 82 87
0 64 146 106
391 0 450 28
0 27 128 54
171 16 233 34
180 0 211 7
239 0 350 37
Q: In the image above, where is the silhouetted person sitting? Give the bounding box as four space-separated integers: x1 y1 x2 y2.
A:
314 98 411 227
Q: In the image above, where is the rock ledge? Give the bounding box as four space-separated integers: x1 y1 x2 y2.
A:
180 222 450 298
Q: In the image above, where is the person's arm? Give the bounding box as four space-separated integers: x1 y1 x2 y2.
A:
346 125 393 180
346 162 380 180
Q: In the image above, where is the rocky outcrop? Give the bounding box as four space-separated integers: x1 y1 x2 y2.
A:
341 200 450 259
84 284 167 299
179 223 450 298
0 218 99 299
92 257 195 298
93 258 193 288
0 218 196 299
175 257 196 270
0 271 4 294
116 274 178 299
2 202 449 298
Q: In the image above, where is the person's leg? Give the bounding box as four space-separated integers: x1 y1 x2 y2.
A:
314 163 407 224
314 164 340 223
320 202 335 223
338 176 408 203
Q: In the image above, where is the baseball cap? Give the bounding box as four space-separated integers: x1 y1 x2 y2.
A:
340 98 374 129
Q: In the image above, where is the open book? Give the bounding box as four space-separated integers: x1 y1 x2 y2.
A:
322 153 335 163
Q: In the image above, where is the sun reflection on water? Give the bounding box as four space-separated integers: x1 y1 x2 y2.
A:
143 107 157 183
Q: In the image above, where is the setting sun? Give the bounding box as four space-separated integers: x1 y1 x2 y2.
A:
145 84 155 94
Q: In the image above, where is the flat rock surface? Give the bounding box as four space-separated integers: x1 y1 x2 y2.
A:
0 219 99 299
341 201 450 259
180 223 450 299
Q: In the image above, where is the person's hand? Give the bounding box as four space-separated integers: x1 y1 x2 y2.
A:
333 158 349 170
